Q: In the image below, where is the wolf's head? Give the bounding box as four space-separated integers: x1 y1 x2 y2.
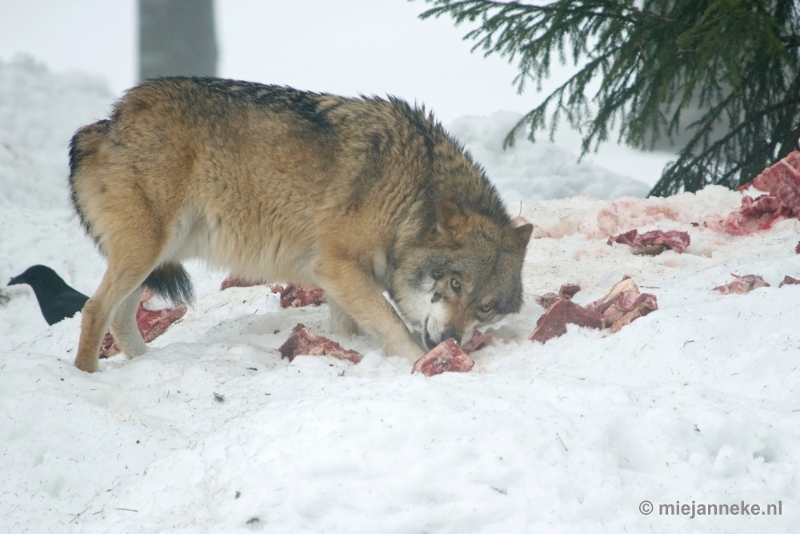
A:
389 198 533 350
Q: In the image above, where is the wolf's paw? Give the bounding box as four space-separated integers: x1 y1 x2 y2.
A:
383 337 424 365
123 338 149 359
101 331 148 359
74 354 99 373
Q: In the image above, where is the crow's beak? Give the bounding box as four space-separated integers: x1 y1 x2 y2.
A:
8 275 22 286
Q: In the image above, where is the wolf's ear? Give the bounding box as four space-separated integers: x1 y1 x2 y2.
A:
514 223 533 248
435 197 469 241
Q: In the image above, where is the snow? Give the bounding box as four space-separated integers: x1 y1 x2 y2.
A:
0 55 114 211
449 111 651 202
2 58 799 533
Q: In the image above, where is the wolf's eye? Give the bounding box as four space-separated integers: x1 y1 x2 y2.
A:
450 278 461 293
479 304 493 314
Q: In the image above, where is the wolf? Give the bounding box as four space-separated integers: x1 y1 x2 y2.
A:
68 77 532 373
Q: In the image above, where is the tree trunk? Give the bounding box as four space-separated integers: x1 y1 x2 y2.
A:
139 0 217 82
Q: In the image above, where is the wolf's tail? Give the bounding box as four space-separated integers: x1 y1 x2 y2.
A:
145 263 195 305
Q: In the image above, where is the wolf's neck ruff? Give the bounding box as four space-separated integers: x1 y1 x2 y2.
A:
68 77 532 372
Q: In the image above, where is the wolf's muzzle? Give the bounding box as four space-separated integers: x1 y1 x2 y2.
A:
423 319 462 349
440 330 461 345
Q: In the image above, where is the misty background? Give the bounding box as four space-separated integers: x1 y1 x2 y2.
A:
0 0 673 184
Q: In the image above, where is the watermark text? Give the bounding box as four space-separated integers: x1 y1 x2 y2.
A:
639 500 782 519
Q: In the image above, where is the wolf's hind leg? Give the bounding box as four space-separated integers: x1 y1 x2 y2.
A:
329 297 358 336
75 250 162 373
109 285 147 358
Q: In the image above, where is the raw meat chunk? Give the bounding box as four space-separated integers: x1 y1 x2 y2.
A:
607 229 690 254
98 335 118 358
278 323 362 364
779 275 800 287
412 330 488 377
558 283 582 300
587 278 658 332
530 277 658 343
270 284 327 308
713 274 770 295
534 292 562 310
136 304 188 342
100 289 187 357
601 291 658 333
461 329 493 353
535 283 581 310
585 277 639 315
716 195 792 235
529 299 604 343
713 151 800 235
412 338 475 376
220 278 327 307
749 150 800 215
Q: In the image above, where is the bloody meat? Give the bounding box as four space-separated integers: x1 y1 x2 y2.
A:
460 329 494 353
278 323 362 364
713 274 771 295
529 299 604 343
607 229 691 254
412 338 475 376
747 151 800 215
99 289 187 357
270 284 327 308
535 283 581 310
716 151 800 235
530 277 658 343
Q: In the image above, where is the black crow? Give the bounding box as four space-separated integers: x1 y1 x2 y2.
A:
7 265 89 325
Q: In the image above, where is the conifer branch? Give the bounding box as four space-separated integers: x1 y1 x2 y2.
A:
418 0 800 196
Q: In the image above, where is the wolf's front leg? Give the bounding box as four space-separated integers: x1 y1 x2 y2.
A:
315 259 424 364
328 297 359 337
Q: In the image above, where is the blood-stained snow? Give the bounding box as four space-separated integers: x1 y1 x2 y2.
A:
2 58 799 533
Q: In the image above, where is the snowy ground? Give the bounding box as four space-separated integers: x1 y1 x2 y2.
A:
2 57 799 533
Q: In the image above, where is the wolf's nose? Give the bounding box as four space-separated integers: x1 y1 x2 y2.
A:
440 331 462 345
